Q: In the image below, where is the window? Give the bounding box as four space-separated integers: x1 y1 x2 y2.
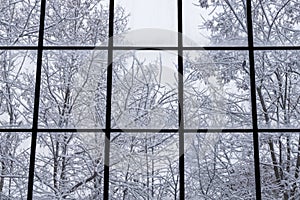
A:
0 0 299 199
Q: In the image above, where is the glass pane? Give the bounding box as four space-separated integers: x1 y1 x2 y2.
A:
260 132 300 199
252 1 300 46
110 132 179 199
184 51 252 129
34 132 104 199
185 132 255 199
0 0 40 46
0 132 31 199
39 50 107 128
112 51 178 129
183 0 248 46
255 51 300 128
114 0 177 46
0 50 36 128
44 0 115 46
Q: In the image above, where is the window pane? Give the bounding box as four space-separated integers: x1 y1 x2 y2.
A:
0 0 40 46
44 0 115 46
184 51 252 129
112 51 178 129
185 132 255 199
110 132 179 199
255 51 300 128
114 0 177 46
39 50 107 128
183 0 248 46
34 132 104 199
0 132 31 199
252 1 300 46
260 132 300 199
0 50 36 128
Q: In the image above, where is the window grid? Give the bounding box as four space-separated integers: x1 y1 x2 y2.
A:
0 0 299 199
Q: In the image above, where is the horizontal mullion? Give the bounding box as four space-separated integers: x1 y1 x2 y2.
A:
0 129 33 132
259 129 300 132
0 46 39 50
113 46 179 51
0 45 300 51
185 46 300 50
1 45 300 51
0 128 299 133
254 46 300 50
0 46 247 51
41 46 178 51
0 46 300 51
183 46 249 50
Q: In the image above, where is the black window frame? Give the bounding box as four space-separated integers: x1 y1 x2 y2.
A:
0 0 300 199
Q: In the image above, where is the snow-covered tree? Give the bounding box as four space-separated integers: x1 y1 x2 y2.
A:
33 0 128 199
0 1 39 198
187 0 300 199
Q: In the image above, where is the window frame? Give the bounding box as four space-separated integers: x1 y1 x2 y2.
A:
0 0 300 199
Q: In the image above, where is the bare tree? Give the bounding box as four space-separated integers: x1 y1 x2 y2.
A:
186 0 300 199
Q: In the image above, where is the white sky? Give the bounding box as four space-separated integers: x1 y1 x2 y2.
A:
115 0 211 46
112 0 216 88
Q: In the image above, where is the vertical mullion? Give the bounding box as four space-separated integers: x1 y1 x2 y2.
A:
103 0 114 199
177 0 184 199
27 0 47 199
246 0 262 199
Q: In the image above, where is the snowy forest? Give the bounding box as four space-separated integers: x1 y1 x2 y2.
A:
0 0 300 199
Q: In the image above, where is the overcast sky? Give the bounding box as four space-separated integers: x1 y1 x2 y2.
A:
115 0 211 46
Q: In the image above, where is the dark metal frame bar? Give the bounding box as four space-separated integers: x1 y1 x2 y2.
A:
177 0 185 199
27 0 46 199
1 0 299 200
103 0 115 199
2 46 300 51
1 128 299 133
246 0 262 199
